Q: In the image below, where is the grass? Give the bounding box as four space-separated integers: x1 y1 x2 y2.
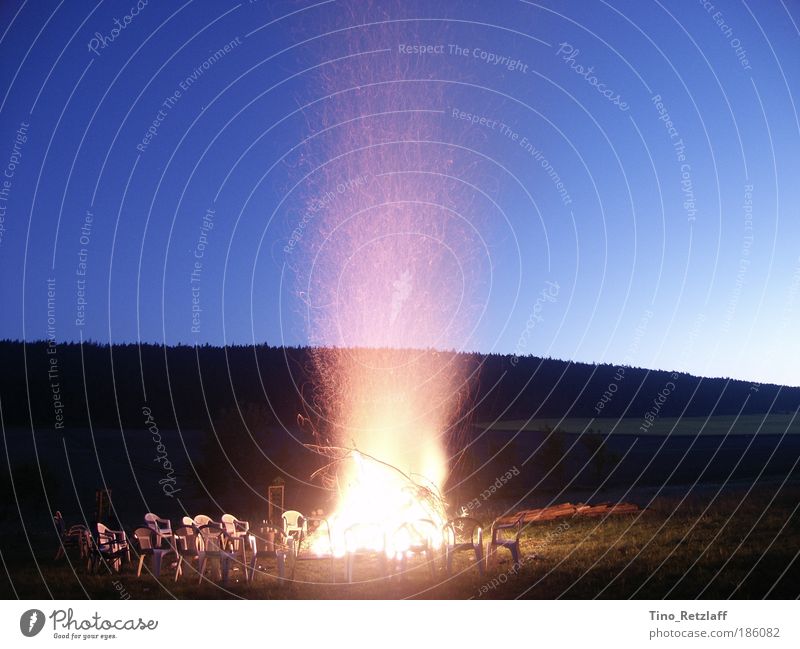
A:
1 483 797 599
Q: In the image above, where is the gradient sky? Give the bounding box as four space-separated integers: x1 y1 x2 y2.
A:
0 0 798 386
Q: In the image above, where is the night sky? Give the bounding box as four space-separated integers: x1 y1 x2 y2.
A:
0 0 798 386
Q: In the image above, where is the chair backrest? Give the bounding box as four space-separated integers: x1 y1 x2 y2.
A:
95 523 122 550
220 514 237 536
133 527 156 551
391 518 437 554
282 510 305 533
198 525 226 553
181 516 195 527
144 513 172 535
173 526 200 554
67 524 89 538
444 517 483 546
193 514 214 528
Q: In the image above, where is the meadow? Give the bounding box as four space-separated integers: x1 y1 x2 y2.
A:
2 482 796 599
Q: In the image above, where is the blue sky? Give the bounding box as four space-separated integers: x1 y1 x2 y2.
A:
0 0 798 386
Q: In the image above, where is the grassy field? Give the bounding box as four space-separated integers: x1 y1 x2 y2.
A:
482 414 799 436
2 482 797 599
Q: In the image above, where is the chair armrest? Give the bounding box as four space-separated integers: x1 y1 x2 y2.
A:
490 517 522 544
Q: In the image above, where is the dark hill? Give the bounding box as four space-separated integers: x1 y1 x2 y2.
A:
1 340 796 431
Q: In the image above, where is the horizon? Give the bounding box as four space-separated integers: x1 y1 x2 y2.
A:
3 336 797 390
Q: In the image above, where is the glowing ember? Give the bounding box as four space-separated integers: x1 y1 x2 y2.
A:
292 16 486 562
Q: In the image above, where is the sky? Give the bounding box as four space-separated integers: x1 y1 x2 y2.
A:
0 0 798 386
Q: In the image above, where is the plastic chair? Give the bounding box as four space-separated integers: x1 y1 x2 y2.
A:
173 525 201 581
290 515 336 582
53 511 90 560
221 514 251 566
144 513 173 548
389 519 437 579
443 517 484 575
246 525 287 584
281 510 306 551
489 515 522 565
197 525 234 585
344 522 388 583
193 514 217 529
132 527 174 578
89 523 130 573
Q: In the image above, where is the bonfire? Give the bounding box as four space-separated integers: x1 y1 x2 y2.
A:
305 445 447 559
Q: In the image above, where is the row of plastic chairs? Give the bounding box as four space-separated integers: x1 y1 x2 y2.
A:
145 511 299 546
139 512 257 583
128 523 287 584
55 510 500 584
53 511 258 581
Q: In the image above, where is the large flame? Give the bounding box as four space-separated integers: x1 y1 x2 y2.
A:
291 13 485 560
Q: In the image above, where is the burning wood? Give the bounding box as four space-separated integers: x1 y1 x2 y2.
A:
303 444 448 558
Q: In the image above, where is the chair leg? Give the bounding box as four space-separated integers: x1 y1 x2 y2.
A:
153 552 164 578
197 554 207 584
137 555 145 577
221 555 231 585
277 551 286 581
246 557 255 583
475 544 485 576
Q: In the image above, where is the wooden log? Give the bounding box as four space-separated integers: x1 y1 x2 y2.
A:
493 501 641 527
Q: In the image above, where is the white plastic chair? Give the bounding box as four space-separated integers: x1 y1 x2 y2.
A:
389 519 437 579
247 525 287 584
132 527 175 579
173 526 201 581
221 514 251 565
144 513 173 548
91 523 130 573
344 522 388 583
193 514 215 528
281 510 306 550
289 515 336 582
197 525 234 585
